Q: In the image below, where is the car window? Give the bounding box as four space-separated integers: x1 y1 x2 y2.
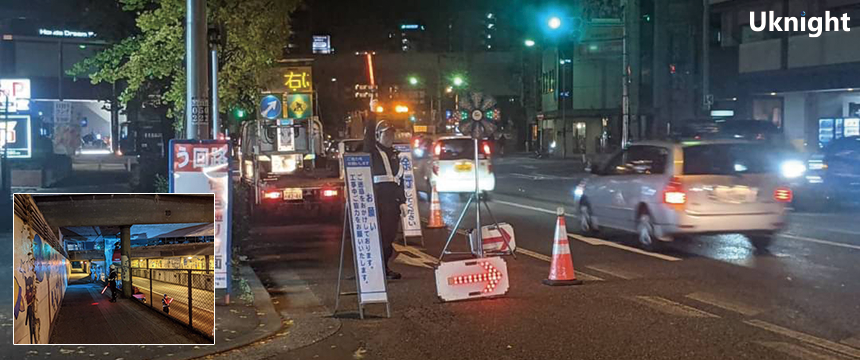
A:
437 138 487 160
683 144 778 175
603 146 667 175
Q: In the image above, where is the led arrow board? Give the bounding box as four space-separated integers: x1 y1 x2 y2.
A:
435 257 509 302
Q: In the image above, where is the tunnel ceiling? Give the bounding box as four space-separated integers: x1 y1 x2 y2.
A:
30 194 215 237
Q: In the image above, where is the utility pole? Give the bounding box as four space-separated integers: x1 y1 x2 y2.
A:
622 6 630 147
186 0 210 140
702 0 711 114
211 48 219 139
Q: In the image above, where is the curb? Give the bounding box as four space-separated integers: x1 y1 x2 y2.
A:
177 264 283 360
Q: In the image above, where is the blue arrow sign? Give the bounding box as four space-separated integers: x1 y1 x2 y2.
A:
260 95 282 120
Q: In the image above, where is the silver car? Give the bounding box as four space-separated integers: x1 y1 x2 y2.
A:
574 140 790 251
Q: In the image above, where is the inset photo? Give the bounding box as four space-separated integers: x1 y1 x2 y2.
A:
12 193 215 345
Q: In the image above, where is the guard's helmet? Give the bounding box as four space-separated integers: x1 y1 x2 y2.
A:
376 120 393 138
109 264 116 271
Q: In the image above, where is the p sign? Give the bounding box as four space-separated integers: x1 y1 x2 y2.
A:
435 257 509 302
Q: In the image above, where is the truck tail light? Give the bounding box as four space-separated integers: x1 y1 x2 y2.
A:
323 189 338 198
263 191 282 200
482 142 491 155
663 177 686 206
774 187 792 202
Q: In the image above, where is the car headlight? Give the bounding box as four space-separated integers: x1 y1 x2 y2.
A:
780 160 806 179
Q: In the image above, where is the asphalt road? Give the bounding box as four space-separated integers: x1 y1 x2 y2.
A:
225 154 860 360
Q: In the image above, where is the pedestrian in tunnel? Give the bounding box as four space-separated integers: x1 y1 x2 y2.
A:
162 294 171 314
364 115 405 280
108 265 118 302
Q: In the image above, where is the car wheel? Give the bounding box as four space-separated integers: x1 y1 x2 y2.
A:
579 203 598 236
749 235 773 250
637 213 661 252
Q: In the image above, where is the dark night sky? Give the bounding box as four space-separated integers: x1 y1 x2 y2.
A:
294 0 527 52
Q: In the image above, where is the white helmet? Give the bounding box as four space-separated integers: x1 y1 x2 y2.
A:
376 120 393 138
109 265 116 271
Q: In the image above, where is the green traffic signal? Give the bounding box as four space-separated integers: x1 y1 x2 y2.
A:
234 108 247 120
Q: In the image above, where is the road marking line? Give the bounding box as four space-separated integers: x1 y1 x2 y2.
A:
842 335 860 349
585 264 639 280
631 296 719 318
496 247 604 282
568 233 683 262
779 234 860 251
684 292 762 316
754 341 849 360
492 200 561 215
744 319 860 359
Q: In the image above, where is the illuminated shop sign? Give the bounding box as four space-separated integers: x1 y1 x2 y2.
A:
38 29 96 38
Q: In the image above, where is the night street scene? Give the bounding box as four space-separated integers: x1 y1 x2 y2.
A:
1 0 860 359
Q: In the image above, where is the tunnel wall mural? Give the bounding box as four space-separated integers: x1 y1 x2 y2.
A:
13 215 70 344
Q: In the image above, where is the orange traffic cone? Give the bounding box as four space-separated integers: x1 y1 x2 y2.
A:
543 207 583 286
427 184 444 228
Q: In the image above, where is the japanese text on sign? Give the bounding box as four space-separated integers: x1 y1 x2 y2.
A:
283 67 313 92
171 141 232 289
344 154 388 304
394 145 422 238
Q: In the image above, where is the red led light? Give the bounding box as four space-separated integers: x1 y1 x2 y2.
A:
447 261 503 293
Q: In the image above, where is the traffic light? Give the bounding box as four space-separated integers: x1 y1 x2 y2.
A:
233 107 247 120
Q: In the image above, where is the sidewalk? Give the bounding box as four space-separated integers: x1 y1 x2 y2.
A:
7 264 285 359
49 281 209 344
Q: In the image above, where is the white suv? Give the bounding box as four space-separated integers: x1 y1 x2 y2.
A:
415 136 495 194
574 140 790 251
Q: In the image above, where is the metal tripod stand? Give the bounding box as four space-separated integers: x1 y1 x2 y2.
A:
438 138 517 261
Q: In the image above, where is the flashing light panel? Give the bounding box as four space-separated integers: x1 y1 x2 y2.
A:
435 257 510 302
774 187 793 202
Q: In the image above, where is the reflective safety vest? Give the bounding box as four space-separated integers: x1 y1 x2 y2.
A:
372 145 403 185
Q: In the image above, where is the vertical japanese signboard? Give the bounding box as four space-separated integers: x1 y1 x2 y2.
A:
343 154 389 305
393 144 422 238
169 140 231 290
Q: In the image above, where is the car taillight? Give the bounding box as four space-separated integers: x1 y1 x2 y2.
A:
323 189 338 197
663 177 686 205
263 191 282 199
413 138 421 149
432 161 439 175
434 142 442 157
482 142 491 155
774 187 792 202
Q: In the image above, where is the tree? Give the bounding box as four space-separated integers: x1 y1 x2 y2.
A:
68 0 302 133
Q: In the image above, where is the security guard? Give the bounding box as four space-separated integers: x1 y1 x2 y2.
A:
364 115 404 280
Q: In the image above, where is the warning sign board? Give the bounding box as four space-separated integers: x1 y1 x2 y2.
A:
435 257 509 302
286 93 312 119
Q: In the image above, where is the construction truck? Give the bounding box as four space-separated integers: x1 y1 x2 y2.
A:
239 114 343 221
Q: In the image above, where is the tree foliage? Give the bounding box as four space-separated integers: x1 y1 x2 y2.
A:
69 0 301 133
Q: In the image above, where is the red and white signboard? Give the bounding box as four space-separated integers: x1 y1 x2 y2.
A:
170 140 230 290
435 257 509 302
479 223 516 253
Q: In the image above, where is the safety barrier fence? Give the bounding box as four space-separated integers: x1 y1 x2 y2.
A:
129 267 215 338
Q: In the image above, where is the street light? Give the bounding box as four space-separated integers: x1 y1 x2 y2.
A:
548 16 562 30
408 76 419 85
524 39 536 47
452 76 464 87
